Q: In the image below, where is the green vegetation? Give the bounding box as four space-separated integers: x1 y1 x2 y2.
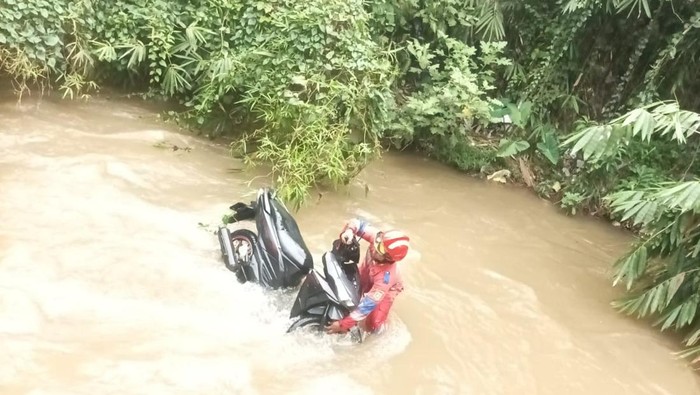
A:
1 0 699 359
564 102 700 362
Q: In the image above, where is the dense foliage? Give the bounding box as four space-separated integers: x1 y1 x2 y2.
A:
1 0 400 205
1 0 699 357
563 102 700 362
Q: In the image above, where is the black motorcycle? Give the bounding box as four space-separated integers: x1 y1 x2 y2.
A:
286 239 364 342
217 188 313 289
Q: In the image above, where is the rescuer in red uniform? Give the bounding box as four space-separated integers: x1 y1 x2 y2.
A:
325 218 410 335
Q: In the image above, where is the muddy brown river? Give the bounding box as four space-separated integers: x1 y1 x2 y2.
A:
1 95 699 394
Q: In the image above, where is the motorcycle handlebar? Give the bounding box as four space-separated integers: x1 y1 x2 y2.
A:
332 238 360 265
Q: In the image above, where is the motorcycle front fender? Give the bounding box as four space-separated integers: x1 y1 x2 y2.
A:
289 270 341 319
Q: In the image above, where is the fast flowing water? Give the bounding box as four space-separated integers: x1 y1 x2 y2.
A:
1 94 699 395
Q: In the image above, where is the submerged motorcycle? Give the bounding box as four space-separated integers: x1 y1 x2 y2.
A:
286 239 364 342
217 187 363 341
217 188 313 289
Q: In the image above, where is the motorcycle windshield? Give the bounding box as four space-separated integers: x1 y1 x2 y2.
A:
289 271 340 319
255 189 313 288
322 252 361 309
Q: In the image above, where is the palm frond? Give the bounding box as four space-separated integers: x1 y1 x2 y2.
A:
606 181 700 226
611 244 650 289
655 181 700 213
475 1 505 41
563 101 700 161
613 0 652 18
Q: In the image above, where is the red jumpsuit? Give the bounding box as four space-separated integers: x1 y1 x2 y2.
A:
338 220 404 333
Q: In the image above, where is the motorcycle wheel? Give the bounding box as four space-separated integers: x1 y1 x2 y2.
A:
286 316 324 334
229 229 256 283
287 316 363 343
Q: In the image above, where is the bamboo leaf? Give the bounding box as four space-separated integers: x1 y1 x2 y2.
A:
613 245 648 289
617 295 644 315
607 190 644 208
640 288 654 316
632 110 654 141
633 201 658 225
563 101 700 164
476 3 505 41
658 304 682 331
667 272 686 303
609 190 654 222
567 126 597 155
621 200 646 222
622 108 643 126
673 113 686 143
678 111 700 138
676 344 700 363
692 239 700 258
635 245 648 278
655 181 700 212
642 0 651 18
650 282 667 313
687 328 700 346
679 296 699 328
586 126 611 160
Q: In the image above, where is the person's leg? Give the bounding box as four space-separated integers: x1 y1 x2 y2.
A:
365 297 394 333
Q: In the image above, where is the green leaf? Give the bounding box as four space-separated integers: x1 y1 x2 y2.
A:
649 282 666 313
619 200 645 222
667 273 686 304
642 0 651 18
633 201 658 225
566 126 596 156
44 35 60 46
640 289 654 316
291 75 307 86
505 103 522 126
496 139 530 157
687 328 700 346
658 304 682 331
692 239 700 258
564 101 700 164
632 110 654 141
679 297 698 327
655 181 700 212
536 132 560 165
613 245 648 289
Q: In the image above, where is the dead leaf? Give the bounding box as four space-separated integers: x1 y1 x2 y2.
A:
552 181 561 192
487 169 511 184
518 157 535 187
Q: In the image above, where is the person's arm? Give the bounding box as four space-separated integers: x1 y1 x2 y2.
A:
337 277 390 330
340 218 378 244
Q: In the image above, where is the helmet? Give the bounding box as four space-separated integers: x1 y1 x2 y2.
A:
379 230 410 262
